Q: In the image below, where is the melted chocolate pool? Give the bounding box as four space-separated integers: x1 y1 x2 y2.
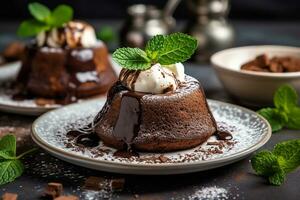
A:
66 129 100 148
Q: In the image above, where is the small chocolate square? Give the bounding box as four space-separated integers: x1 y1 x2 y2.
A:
111 178 125 191
45 182 63 198
1 193 18 200
84 176 107 190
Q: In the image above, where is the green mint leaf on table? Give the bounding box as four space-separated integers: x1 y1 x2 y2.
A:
112 33 198 70
272 140 300 173
285 107 300 129
268 170 285 186
0 160 24 185
48 5 73 27
0 151 16 160
28 2 51 22
0 134 37 185
251 139 300 185
0 135 16 156
18 2 73 37
154 33 197 65
112 48 151 70
257 108 286 132
274 84 298 113
257 84 300 132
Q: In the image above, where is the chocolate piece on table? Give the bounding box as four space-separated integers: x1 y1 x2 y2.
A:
84 176 107 190
45 182 63 198
110 178 125 191
1 193 18 200
54 195 79 200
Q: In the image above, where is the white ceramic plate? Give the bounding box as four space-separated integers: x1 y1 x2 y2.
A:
0 58 121 115
32 99 271 175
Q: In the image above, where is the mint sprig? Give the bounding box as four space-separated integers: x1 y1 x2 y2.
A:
112 33 197 70
17 2 73 37
258 84 300 132
0 134 37 185
251 139 300 185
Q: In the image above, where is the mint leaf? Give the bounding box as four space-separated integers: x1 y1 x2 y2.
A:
156 33 197 65
268 170 285 186
274 84 298 113
257 108 286 132
49 5 73 27
112 48 151 70
251 151 279 176
0 134 16 156
0 160 24 185
28 2 51 22
273 140 300 173
251 139 300 186
145 35 165 61
17 19 50 37
0 135 37 186
286 107 300 129
0 151 15 160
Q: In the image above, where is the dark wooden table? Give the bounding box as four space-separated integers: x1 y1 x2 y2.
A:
0 20 300 200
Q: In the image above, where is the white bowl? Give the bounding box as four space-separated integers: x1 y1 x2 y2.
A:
211 45 300 106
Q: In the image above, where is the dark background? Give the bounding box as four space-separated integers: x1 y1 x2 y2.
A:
1 0 300 21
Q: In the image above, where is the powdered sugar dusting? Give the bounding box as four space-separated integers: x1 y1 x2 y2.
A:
188 186 228 200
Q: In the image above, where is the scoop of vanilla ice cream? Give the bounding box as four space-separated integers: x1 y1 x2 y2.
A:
36 21 97 48
163 63 185 82
120 63 185 94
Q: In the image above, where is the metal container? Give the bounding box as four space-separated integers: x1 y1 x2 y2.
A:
186 0 235 62
120 1 180 48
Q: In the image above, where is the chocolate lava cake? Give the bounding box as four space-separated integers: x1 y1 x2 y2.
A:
16 21 117 101
90 33 219 152
94 75 217 152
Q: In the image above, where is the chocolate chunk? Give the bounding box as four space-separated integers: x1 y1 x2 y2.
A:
45 182 63 198
241 54 300 73
84 176 107 190
110 178 125 191
158 155 169 163
1 193 18 200
54 195 79 200
256 54 269 66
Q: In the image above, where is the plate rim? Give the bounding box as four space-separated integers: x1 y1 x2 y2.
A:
31 99 272 169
